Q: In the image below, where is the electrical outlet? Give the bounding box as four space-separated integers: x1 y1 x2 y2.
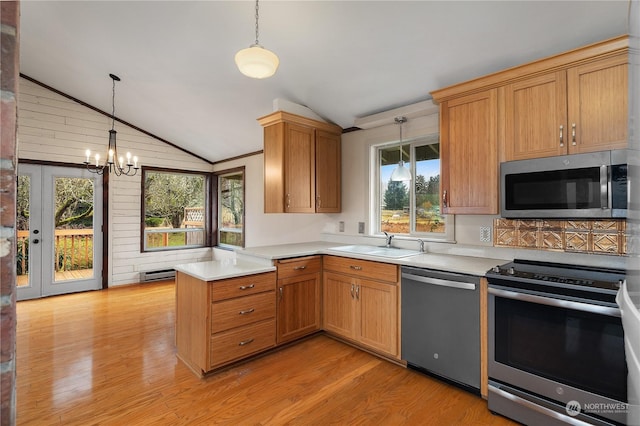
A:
339 221 345 232
358 222 365 234
480 226 491 243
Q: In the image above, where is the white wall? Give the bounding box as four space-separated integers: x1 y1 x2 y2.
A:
18 78 213 286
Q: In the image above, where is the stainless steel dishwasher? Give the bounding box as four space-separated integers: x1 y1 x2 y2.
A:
401 266 480 394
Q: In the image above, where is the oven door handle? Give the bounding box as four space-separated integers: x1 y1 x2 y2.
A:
488 287 620 317
402 273 476 290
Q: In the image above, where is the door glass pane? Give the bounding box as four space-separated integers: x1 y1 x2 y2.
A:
16 175 30 287
53 177 94 282
219 171 244 247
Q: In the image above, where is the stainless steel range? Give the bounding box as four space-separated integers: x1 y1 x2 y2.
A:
486 259 628 426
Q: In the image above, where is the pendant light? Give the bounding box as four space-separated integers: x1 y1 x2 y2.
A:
84 74 139 176
235 0 279 79
390 117 411 181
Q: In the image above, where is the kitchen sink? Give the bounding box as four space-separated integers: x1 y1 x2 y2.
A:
328 245 420 258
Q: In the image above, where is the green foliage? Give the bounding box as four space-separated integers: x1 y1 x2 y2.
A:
144 172 205 228
383 180 408 210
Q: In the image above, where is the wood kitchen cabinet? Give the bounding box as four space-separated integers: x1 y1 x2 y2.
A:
175 271 276 377
258 111 342 213
275 256 322 344
438 89 499 215
322 256 400 359
504 53 628 161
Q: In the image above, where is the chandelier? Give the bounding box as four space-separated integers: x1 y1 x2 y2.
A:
84 73 139 176
234 0 279 79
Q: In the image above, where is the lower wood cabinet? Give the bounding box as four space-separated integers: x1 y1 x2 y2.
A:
175 271 276 376
322 256 400 359
276 256 322 344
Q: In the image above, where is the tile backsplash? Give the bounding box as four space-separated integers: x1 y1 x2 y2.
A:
494 219 627 256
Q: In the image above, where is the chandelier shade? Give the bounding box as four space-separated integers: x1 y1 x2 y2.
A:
235 44 279 79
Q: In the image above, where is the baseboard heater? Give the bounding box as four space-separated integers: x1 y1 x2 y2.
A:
140 269 175 283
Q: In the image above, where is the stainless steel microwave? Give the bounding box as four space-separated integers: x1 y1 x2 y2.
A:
500 150 627 218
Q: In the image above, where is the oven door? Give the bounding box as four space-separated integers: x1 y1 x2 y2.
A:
488 286 628 425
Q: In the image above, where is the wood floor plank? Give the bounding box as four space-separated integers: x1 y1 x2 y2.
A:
16 281 516 425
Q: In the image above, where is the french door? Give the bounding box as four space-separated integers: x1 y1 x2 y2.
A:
17 164 103 300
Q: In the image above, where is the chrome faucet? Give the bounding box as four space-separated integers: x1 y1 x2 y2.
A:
383 232 394 248
418 239 426 253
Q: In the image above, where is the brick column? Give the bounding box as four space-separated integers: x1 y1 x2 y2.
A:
1 2 19 425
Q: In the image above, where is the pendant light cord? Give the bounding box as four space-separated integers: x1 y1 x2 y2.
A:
254 0 260 45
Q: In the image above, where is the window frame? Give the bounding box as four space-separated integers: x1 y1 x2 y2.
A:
140 166 212 253
214 166 246 250
372 135 454 242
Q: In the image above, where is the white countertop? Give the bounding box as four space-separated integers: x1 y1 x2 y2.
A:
174 259 276 281
238 241 506 276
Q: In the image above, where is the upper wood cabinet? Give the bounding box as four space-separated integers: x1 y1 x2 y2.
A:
258 111 342 213
504 53 628 161
439 89 499 215
432 35 628 214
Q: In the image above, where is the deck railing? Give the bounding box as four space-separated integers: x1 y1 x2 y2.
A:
16 229 94 274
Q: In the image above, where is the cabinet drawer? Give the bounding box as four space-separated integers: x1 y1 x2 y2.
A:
210 319 276 368
277 256 322 279
211 272 276 302
211 291 275 334
323 255 398 283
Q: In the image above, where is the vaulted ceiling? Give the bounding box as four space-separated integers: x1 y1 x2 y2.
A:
19 1 629 163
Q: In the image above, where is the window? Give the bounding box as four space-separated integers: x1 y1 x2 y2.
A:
374 135 453 240
216 167 245 248
142 168 209 251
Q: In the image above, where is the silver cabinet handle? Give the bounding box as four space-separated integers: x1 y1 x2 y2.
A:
355 285 360 300
442 190 448 208
571 123 576 146
293 266 306 270
350 284 355 299
239 284 255 290
238 338 254 346
349 265 362 271
286 193 291 209
559 124 564 147
279 287 283 300
239 308 255 315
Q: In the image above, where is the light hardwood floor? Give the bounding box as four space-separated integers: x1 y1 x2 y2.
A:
16 281 516 425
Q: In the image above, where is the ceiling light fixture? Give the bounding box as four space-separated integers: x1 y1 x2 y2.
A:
390 116 411 181
234 0 279 79
84 74 139 176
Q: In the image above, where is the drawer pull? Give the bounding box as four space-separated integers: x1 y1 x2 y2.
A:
239 308 255 315
293 266 306 270
238 338 254 346
350 265 362 271
239 284 255 290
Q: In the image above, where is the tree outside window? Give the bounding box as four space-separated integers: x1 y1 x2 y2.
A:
142 168 208 251
217 168 245 248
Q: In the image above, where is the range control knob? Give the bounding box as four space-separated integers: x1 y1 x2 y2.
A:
492 266 500 273
508 267 515 275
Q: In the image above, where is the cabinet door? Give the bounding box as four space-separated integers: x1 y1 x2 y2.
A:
315 130 341 213
285 123 315 212
355 279 398 357
567 54 628 153
277 273 321 344
504 71 568 160
440 89 498 214
322 271 355 338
